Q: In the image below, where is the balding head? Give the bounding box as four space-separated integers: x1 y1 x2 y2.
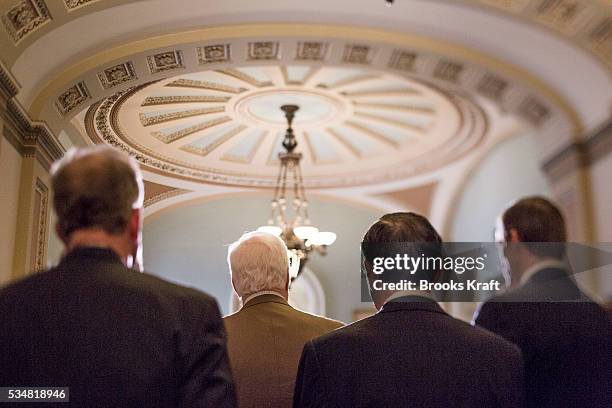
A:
51 146 143 239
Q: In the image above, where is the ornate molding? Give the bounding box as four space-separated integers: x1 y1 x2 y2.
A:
1 0 51 45
63 0 100 11
4 99 63 166
31 177 49 272
0 59 20 99
84 80 488 188
542 118 612 179
144 188 189 208
1 61 64 168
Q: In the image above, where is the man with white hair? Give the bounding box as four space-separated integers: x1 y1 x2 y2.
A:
0 146 237 407
224 231 343 408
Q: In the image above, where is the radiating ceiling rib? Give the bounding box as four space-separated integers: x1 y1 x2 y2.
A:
353 111 427 133
281 66 315 86
341 89 421 98
215 68 273 87
321 128 363 162
151 116 232 143
301 66 323 87
139 106 225 126
181 125 248 157
325 74 379 89
303 131 340 164
141 95 231 106
259 65 285 87
165 79 247 94
326 128 364 158
344 121 402 147
352 101 435 114
221 129 268 164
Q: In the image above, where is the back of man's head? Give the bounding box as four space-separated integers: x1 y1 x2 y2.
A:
228 231 289 298
502 196 566 259
363 212 442 246
51 146 144 239
362 212 443 296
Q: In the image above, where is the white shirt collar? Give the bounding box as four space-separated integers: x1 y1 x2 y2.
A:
243 290 286 305
520 259 567 285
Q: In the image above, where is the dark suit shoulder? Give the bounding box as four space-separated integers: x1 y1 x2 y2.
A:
0 261 218 319
131 270 216 304
313 309 520 359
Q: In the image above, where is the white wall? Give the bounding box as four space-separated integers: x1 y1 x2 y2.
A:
451 133 551 241
0 137 22 285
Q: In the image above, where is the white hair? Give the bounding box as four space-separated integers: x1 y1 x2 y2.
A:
227 231 289 297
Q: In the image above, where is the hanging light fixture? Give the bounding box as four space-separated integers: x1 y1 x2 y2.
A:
257 105 336 279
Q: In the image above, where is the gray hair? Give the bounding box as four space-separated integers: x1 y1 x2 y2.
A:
51 145 144 237
227 231 289 296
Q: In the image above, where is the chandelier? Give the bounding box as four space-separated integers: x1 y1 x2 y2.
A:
257 105 336 279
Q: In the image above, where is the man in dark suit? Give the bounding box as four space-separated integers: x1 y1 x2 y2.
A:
224 232 343 408
0 146 237 407
293 212 524 408
474 196 612 408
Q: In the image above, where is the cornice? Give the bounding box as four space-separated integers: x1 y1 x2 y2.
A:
1 61 64 169
0 59 20 99
543 118 612 180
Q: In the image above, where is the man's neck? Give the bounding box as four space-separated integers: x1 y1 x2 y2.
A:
66 229 130 266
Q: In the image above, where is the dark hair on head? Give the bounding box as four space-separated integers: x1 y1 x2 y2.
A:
362 212 443 265
502 196 566 259
363 212 442 245
51 146 143 238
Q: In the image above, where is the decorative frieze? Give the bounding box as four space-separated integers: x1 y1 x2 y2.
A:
197 44 231 64
97 61 137 89
54 81 91 116
2 0 51 44
147 50 185 73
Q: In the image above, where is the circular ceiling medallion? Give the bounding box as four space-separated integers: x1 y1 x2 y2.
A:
234 89 348 128
89 64 487 188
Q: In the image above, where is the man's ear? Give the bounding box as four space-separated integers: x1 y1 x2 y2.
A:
128 208 141 240
55 223 68 245
508 228 521 243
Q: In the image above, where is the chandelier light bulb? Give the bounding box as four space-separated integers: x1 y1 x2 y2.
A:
312 231 337 246
294 226 319 240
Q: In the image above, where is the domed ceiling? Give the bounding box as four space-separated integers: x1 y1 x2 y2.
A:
1 0 609 219
88 64 485 187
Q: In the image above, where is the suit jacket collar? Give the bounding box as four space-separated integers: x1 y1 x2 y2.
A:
243 293 289 309
379 295 447 316
520 259 567 285
526 266 570 285
61 246 123 266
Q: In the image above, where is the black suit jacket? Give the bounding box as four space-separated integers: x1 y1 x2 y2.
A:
0 247 237 408
294 296 524 408
474 267 612 408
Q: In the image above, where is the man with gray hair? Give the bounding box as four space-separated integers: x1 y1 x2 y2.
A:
224 231 343 408
0 146 237 407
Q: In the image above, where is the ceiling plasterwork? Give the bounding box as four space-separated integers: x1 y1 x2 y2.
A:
1 0 609 70
51 34 572 134
466 0 611 68
1 0 50 45
85 64 488 188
